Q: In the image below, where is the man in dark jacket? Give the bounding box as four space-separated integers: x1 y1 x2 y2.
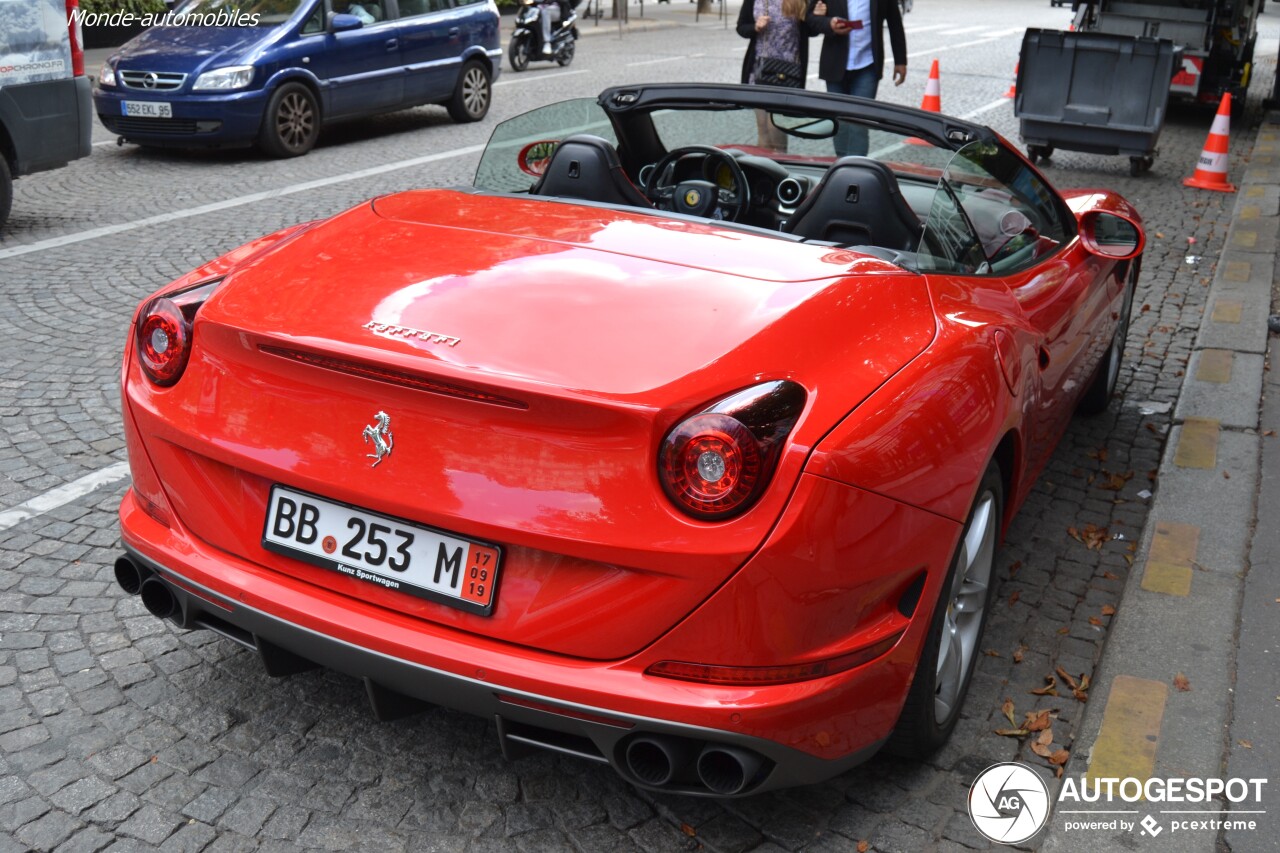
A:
806 0 906 155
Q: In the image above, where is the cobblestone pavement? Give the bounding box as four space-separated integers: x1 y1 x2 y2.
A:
2 0 1278 849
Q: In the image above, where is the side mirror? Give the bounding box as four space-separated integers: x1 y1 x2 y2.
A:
328 12 363 32
1079 210 1143 260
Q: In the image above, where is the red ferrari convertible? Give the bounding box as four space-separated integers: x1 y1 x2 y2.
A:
117 84 1142 796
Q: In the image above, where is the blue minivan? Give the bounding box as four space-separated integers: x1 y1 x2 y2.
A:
93 0 500 156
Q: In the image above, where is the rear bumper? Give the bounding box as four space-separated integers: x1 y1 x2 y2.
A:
0 76 93 175
119 527 885 796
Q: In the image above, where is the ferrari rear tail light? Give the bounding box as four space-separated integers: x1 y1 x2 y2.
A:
135 280 222 387
658 380 805 521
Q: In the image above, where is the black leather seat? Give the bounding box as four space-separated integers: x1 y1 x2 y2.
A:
530 134 651 209
784 156 922 251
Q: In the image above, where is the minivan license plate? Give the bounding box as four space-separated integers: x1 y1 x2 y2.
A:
262 485 500 616
122 100 172 118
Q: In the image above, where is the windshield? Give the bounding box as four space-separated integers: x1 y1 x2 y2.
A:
473 91 1068 274
171 0 307 26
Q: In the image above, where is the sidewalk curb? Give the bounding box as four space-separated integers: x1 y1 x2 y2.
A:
1041 118 1280 852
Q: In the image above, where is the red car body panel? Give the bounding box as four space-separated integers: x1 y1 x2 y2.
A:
117 88 1144 794
123 192 939 661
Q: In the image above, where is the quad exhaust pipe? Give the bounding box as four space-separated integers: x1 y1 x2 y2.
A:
115 554 183 623
140 577 179 620
113 555 149 595
622 734 768 795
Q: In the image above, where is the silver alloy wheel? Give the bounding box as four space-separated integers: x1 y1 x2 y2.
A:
277 91 315 152
933 490 997 722
461 66 489 118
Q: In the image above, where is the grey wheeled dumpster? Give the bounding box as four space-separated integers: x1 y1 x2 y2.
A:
1015 28 1179 176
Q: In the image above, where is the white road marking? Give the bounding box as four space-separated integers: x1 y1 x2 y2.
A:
908 31 1024 61
626 55 688 66
495 68 589 86
0 143 485 262
0 462 131 532
904 23 954 34
939 25 991 35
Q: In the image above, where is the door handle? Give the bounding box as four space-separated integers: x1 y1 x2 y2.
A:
385 38 398 51
448 26 460 36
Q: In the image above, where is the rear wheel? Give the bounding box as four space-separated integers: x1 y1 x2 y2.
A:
888 463 1002 756
0 158 11 233
556 36 575 67
447 60 491 123
509 34 531 72
1079 259 1138 415
258 83 320 158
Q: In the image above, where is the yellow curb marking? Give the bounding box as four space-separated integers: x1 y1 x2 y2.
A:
1175 417 1220 470
1241 205 1260 221
1196 349 1234 384
1231 230 1258 249
1141 521 1199 597
1225 261 1251 282
1212 299 1244 324
1087 675 1168 785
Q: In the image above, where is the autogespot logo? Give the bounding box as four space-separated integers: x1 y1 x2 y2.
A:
969 762 1052 844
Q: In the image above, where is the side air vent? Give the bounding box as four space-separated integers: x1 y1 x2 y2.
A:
776 177 807 207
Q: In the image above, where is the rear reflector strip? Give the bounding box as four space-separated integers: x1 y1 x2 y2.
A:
259 345 529 410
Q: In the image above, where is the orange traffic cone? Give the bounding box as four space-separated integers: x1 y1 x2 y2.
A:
919 59 941 112
1183 93 1236 193
1004 63 1018 99
908 60 941 145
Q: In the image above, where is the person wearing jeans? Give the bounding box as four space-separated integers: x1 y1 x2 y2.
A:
806 0 907 156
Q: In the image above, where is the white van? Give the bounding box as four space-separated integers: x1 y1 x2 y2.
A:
0 0 93 231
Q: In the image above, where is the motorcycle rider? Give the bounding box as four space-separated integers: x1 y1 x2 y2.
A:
538 0 571 54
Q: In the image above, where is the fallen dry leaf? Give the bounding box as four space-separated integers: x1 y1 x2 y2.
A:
681 823 696 837
984 649 1002 658
1038 729 1054 746
1031 676 1058 697
996 728 1030 738
1102 605 1116 616
1239 740 1253 749
1031 740 1053 759
1056 668 1081 691
1089 616 1103 627
1013 645 1027 664
1025 709 1053 732
1009 560 1023 577
1174 672 1192 692
1098 470 1134 491
1009 590 1022 607
1057 626 1070 635
858 841 870 853
1103 571 1120 581
1050 749 1070 766
1002 698 1016 727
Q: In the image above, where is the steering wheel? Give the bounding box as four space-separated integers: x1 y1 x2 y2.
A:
644 145 751 223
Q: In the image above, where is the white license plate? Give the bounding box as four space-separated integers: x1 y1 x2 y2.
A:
262 485 501 615
122 100 172 118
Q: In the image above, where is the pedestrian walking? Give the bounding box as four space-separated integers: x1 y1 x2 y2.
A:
806 0 907 155
737 0 810 150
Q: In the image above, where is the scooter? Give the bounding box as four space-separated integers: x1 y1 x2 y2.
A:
508 0 578 71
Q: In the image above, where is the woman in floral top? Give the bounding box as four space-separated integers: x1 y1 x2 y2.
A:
736 0 811 150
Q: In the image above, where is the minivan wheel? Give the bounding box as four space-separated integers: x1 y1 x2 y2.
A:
259 83 320 158
447 60 491 123
0 158 11 233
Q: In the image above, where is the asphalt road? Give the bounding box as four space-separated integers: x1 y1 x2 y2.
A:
2 0 1279 850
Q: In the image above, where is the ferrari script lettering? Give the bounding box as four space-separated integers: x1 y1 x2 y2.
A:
364 321 461 347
